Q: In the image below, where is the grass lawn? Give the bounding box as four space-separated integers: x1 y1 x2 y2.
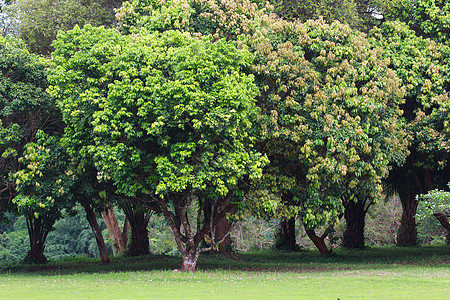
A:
0 246 448 299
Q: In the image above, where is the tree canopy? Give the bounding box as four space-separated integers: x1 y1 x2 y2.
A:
48 25 267 270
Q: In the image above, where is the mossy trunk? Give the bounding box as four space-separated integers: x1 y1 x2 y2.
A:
181 244 199 272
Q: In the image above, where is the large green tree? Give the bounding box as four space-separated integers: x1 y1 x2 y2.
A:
393 0 450 45
48 25 267 271
246 16 408 250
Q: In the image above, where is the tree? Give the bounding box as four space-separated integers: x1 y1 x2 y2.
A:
6 0 122 55
48 25 267 271
247 16 408 250
417 184 450 244
70 165 112 263
101 203 129 256
269 0 362 28
0 35 113 263
12 132 75 263
370 21 450 245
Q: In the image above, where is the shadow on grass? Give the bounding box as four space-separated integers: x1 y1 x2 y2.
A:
1 245 448 275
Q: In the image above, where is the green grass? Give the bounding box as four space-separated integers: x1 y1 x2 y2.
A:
0 246 449 299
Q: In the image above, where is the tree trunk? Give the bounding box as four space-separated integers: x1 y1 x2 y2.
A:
181 245 199 272
24 210 56 264
122 218 130 249
84 204 111 264
275 217 297 251
101 206 128 256
27 237 47 264
208 197 234 253
126 211 150 256
120 201 150 256
305 229 332 256
214 216 232 253
159 193 236 272
433 212 450 245
397 192 418 246
394 155 435 246
343 200 366 249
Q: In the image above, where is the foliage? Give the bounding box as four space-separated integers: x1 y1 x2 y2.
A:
11 132 76 263
371 21 449 165
147 213 178 255
49 25 266 199
416 185 450 222
370 20 450 245
5 0 121 55
114 1 409 251
393 0 450 45
417 213 448 245
364 196 402 246
269 0 362 28
230 214 278 251
0 214 28 266
115 0 269 39
13 132 75 216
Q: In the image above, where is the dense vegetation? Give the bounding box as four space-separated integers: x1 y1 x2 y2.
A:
0 0 449 271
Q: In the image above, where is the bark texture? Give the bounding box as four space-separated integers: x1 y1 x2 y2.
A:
160 192 235 272
397 192 418 246
391 155 439 246
102 206 129 256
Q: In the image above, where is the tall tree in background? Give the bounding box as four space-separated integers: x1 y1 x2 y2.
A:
0 35 61 224
5 0 122 55
269 0 362 28
371 21 450 245
394 0 450 45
